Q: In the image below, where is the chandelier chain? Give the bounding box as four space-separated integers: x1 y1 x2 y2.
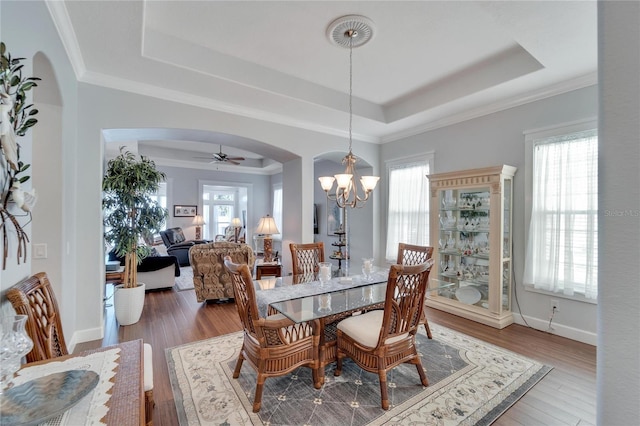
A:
348 35 353 154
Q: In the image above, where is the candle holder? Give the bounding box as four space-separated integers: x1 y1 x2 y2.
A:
362 258 374 281
319 262 332 285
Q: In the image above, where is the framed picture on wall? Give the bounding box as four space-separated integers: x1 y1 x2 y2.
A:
174 205 197 217
327 202 344 235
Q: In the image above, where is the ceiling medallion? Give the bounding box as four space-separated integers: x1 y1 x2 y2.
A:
326 15 375 49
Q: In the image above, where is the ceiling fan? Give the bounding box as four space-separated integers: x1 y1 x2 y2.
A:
195 145 245 165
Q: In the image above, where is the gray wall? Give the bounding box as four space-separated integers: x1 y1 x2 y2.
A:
158 165 272 241
381 85 599 344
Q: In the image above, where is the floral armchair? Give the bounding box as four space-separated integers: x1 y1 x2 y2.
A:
189 242 256 302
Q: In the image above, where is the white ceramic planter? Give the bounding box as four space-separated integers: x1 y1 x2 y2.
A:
114 283 146 326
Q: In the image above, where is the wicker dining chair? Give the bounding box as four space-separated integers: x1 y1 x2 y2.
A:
396 243 435 338
334 262 433 410
224 258 322 412
289 242 325 275
7 272 156 426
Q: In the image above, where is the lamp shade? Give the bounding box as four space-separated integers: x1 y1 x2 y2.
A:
193 215 205 226
256 215 280 235
231 217 242 227
318 176 336 191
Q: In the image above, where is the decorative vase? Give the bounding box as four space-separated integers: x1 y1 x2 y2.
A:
114 283 146 326
0 315 34 393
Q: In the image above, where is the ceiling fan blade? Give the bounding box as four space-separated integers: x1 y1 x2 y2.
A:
227 159 241 165
194 156 215 160
226 156 245 161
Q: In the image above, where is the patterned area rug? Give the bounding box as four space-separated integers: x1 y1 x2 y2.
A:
166 324 551 425
175 267 194 291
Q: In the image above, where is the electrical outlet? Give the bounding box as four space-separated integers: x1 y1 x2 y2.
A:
550 299 560 312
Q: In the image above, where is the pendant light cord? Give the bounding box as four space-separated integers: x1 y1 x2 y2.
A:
348 34 353 154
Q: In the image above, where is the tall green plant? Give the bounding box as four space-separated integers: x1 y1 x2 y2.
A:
103 148 167 288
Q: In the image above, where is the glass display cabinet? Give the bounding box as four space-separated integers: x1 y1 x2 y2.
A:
426 165 517 328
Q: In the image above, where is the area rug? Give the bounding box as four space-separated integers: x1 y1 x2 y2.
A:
175 266 194 291
166 324 551 425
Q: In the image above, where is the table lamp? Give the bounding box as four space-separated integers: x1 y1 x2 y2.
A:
256 214 279 262
193 215 205 240
231 217 242 242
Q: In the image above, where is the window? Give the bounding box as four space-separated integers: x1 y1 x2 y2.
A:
272 184 283 239
385 154 433 261
202 186 238 240
149 182 168 231
524 126 598 300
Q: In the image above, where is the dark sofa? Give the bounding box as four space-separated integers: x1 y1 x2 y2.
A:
108 251 180 290
160 227 208 266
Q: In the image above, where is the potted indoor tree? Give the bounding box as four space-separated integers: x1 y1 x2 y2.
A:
102 148 167 325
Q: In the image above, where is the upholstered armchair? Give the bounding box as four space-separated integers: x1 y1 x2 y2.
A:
160 227 207 266
189 242 256 302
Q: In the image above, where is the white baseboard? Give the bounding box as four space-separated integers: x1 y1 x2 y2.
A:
67 326 104 353
513 313 597 346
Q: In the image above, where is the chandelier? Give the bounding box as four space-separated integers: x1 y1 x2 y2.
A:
319 15 379 209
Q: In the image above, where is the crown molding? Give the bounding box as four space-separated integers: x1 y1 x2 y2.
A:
46 0 86 79
381 72 597 143
81 70 381 144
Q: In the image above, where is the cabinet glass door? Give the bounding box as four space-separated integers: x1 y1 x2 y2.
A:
436 188 491 310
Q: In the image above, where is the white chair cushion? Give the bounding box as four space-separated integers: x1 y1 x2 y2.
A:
337 310 408 348
143 343 153 392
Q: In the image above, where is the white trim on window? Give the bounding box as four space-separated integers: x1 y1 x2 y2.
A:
523 119 598 303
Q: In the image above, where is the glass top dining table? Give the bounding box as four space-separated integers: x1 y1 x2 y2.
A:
254 267 453 323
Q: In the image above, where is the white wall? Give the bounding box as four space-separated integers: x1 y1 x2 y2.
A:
597 1 640 423
381 85 599 344
0 0 80 345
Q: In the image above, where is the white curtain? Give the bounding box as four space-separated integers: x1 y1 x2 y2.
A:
524 130 598 299
385 162 430 261
272 185 283 238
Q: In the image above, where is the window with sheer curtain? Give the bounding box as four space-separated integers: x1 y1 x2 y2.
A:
272 184 283 240
524 128 598 300
385 155 432 261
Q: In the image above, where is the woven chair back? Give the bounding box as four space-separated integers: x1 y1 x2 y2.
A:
396 243 433 266
378 263 432 346
290 242 325 275
6 272 69 363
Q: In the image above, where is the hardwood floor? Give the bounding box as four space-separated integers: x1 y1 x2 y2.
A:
76 285 596 426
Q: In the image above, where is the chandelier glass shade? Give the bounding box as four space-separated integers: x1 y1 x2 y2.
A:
319 16 379 209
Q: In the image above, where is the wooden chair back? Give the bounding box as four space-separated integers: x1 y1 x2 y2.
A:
290 242 325 275
396 243 435 338
223 258 260 335
396 243 433 266
377 262 432 347
6 272 68 363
